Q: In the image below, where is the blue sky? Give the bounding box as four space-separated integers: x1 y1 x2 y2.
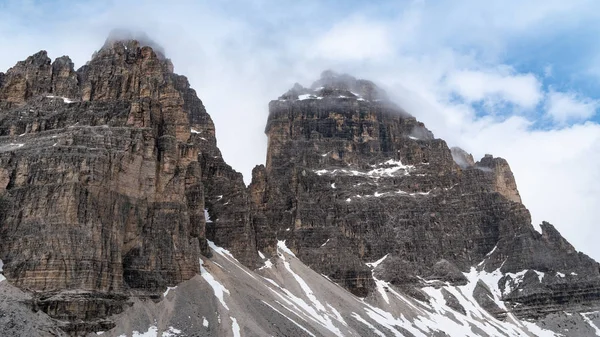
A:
1 0 599 260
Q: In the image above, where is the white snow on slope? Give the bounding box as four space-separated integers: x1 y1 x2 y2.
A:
259 259 273 270
187 241 561 337
120 326 180 337
0 259 5 282
208 240 257 280
298 94 323 100
277 240 296 257
199 259 230 310
582 312 600 336
366 254 389 268
262 300 316 337
163 286 177 298
163 327 182 337
231 317 241 337
203 209 213 223
351 312 386 337
276 243 344 336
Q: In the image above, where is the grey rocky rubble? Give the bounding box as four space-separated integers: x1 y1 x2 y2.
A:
0 35 599 335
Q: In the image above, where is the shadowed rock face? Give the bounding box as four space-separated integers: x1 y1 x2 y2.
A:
0 37 213 332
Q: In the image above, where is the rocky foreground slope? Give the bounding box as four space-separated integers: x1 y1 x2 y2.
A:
1 36 600 336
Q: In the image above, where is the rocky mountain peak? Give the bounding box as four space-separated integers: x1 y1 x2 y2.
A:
278 70 390 102
451 146 475 168
0 50 53 105
475 154 522 203
0 33 213 332
101 29 167 59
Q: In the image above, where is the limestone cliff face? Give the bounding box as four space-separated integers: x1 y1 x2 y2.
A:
0 38 211 332
248 72 526 295
248 71 600 315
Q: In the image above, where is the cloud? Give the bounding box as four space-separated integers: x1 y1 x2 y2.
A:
445 69 543 108
545 90 598 123
309 17 393 61
1 0 600 262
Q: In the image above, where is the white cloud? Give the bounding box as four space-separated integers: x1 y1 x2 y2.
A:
545 90 598 123
309 17 392 61
445 69 543 108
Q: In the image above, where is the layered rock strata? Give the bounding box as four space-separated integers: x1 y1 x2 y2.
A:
247 71 600 317
0 38 216 332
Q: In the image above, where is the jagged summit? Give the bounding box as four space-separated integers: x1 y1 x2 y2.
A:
278 70 390 103
101 29 167 59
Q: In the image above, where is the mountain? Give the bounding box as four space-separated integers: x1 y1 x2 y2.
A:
0 35 599 336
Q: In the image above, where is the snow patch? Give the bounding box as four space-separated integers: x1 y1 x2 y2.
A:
277 240 296 257
118 326 182 337
207 240 235 258
231 317 241 337
366 254 388 268
352 313 386 337
163 327 182 336
202 317 209 328
582 312 600 336
520 320 558 337
46 95 76 104
204 209 213 223
163 286 177 298
314 160 414 178
190 128 201 134
262 300 316 337
199 259 230 310
298 94 322 100
320 239 330 247
258 251 266 259
0 259 4 283
259 259 274 270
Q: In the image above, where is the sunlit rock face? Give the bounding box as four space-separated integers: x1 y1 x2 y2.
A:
0 36 210 333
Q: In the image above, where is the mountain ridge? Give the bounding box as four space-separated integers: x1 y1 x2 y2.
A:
0 36 599 336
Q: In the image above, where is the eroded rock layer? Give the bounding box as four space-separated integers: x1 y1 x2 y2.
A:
0 38 216 332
